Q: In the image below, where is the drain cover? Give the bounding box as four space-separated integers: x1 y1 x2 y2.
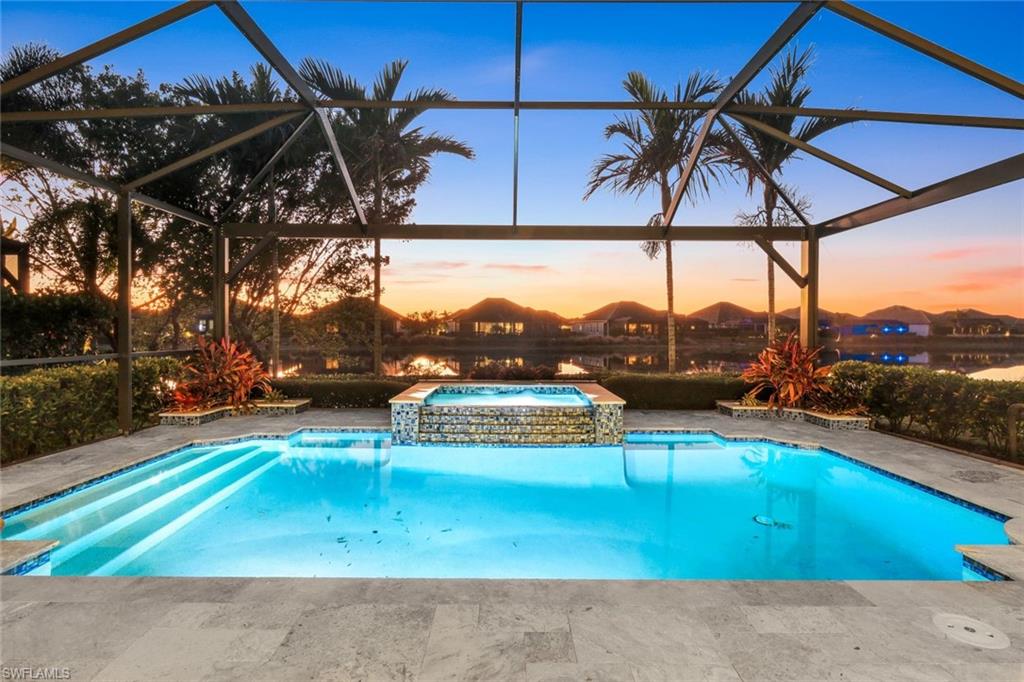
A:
952 470 1003 483
932 613 1010 649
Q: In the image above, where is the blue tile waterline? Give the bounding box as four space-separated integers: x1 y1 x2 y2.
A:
1 430 1010 580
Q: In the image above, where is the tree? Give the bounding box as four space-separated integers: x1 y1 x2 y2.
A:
720 46 850 340
584 71 725 372
168 64 372 355
299 58 474 374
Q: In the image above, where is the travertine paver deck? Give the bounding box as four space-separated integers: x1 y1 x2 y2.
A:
1 409 1023 681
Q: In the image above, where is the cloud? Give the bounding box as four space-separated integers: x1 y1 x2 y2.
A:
484 263 552 272
928 247 990 261
411 260 469 270
943 266 1024 293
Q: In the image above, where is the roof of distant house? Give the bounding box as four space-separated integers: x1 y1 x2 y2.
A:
580 300 663 323
450 297 564 324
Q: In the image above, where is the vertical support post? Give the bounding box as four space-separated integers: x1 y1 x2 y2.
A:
16 245 30 293
117 191 133 434
212 224 229 340
269 169 280 378
799 227 820 349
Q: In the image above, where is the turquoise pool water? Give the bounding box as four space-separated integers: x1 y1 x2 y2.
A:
423 386 590 407
1 432 1008 579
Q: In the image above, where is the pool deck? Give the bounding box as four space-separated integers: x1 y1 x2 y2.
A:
2 409 1022 681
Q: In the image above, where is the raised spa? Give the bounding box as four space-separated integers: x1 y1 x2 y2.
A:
389 382 625 446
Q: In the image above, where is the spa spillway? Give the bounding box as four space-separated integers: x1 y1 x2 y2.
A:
389 383 625 446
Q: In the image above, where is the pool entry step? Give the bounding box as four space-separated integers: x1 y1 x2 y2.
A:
390 382 625 446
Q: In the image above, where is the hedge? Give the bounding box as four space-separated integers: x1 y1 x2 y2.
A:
0 357 184 464
272 373 749 410
828 361 1024 458
598 373 747 409
272 375 415 408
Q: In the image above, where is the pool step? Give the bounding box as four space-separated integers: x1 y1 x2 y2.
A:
38 445 278 575
418 406 596 445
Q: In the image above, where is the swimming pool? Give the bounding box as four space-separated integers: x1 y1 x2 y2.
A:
1 431 1008 580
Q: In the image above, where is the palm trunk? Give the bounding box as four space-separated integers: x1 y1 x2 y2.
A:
665 240 676 373
660 178 677 373
764 187 777 341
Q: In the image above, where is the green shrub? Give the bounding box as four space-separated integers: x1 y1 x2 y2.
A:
597 373 747 410
272 375 414 408
827 361 1024 458
0 288 111 360
0 357 184 464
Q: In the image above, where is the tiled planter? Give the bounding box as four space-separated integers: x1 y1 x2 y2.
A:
251 399 311 417
716 401 870 431
160 399 311 425
159 406 230 426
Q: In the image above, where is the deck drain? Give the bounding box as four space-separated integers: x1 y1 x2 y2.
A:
932 613 1010 649
952 470 1003 483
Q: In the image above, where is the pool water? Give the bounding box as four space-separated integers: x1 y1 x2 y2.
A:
423 386 590 407
1 432 1008 579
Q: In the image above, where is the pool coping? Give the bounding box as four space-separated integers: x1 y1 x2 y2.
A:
388 381 626 406
1 424 1020 581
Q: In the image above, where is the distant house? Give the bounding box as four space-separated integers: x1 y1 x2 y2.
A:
688 301 770 334
309 298 407 337
838 319 916 337
930 309 1015 336
854 306 932 337
446 298 565 336
573 301 665 337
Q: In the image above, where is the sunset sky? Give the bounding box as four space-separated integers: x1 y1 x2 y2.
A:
2 1 1022 318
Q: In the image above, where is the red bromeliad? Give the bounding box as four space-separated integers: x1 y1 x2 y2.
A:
741 332 831 410
172 337 270 412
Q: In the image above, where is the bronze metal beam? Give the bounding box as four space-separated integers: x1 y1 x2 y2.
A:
6 101 1020 130
223 223 806 241
799 228 819 348
0 1 214 96
125 111 304 190
819 153 1024 236
826 0 1024 100
512 0 524 228
662 1 824 230
222 111 317 219
727 113 912 197
116 191 133 434
226 231 278 283
1 142 215 226
754 236 806 287
717 117 811 228
217 0 368 228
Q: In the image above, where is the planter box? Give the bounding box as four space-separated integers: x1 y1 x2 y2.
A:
160 399 310 425
251 398 311 417
716 401 869 431
159 406 230 426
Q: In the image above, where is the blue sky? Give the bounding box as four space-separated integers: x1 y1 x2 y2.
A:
2 1 1022 316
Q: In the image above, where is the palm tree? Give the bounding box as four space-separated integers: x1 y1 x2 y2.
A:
300 59 474 375
722 47 850 340
584 71 725 373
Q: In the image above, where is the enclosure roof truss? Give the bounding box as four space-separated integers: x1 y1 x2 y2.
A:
0 0 1019 242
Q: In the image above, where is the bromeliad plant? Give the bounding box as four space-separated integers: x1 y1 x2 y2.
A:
172 337 270 412
741 333 830 410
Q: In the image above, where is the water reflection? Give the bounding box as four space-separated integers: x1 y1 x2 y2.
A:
279 348 1024 378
